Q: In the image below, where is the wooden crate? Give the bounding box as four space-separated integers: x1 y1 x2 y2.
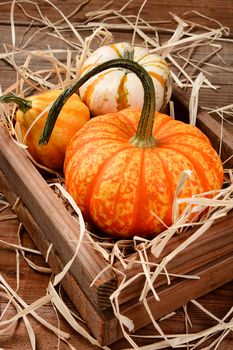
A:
0 87 233 345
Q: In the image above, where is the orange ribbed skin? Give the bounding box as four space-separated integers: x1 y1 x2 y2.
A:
64 109 223 238
16 90 90 170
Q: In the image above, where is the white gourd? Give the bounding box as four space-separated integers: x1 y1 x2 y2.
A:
79 42 172 116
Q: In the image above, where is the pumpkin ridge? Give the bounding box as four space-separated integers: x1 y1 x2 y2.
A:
136 52 151 63
144 61 169 68
157 131 208 143
64 137 130 177
145 64 170 76
148 71 166 89
153 115 173 135
151 149 174 225
148 72 166 110
101 110 139 138
82 70 114 106
69 137 129 152
109 148 141 235
85 145 133 222
126 149 146 235
90 118 134 138
72 115 135 140
163 142 223 184
159 144 216 192
118 113 138 136
110 44 123 58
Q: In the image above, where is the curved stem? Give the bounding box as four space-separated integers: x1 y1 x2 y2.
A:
0 93 31 113
39 59 156 148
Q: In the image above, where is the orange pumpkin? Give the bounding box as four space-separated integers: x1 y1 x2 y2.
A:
0 90 90 170
40 59 223 238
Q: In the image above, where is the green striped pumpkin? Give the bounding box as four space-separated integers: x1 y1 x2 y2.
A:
79 42 172 116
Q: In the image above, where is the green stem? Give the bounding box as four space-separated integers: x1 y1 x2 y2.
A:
39 59 157 148
0 93 32 113
122 44 134 61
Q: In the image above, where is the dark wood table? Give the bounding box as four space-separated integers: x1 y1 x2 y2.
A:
0 1 233 349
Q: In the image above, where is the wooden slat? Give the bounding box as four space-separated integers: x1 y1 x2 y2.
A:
0 168 119 345
0 126 117 311
0 1 233 345
1 166 233 346
115 210 233 305
1 0 233 33
0 83 232 342
172 86 233 167
0 171 115 344
117 253 233 340
1 126 233 344
0 214 106 350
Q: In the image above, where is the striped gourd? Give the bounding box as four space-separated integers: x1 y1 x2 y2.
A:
79 42 172 116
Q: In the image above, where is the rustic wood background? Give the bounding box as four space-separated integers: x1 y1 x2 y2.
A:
0 0 233 349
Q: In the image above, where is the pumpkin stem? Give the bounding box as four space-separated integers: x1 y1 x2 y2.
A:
39 59 156 148
122 44 134 61
0 93 32 113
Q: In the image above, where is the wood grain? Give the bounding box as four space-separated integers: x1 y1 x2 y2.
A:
0 211 100 350
0 122 232 344
115 210 233 306
172 87 233 167
0 0 233 34
118 253 233 334
1 206 233 349
0 168 119 344
0 0 233 349
0 126 117 311
0 200 233 349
